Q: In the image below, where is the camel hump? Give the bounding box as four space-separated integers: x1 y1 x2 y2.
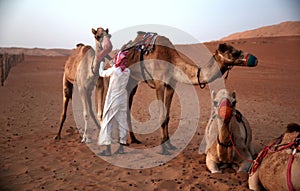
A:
81 45 92 55
64 45 93 83
137 31 146 35
286 123 300 133
76 43 85 47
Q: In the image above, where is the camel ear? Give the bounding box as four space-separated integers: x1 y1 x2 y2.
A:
211 90 216 100
218 43 227 53
211 91 218 107
232 91 236 99
92 28 97 35
106 28 109 34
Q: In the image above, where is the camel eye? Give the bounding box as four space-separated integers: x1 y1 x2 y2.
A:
231 100 237 107
213 100 218 107
232 51 241 58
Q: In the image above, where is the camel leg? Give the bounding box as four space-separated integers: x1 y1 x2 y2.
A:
206 153 222 173
154 82 171 155
163 84 176 150
88 87 101 130
55 75 73 140
79 87 94 143
95 77 104 121
248 170 262 190
238 150 253 172
127 79 141 144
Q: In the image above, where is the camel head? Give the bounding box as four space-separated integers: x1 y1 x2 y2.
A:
214 43 258 69
92 27 110 41
212 89 237 124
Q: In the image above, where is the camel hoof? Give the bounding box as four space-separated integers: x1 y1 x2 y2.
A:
166 142 177 150
159 150 171 155
81 137 92 143
159 147 171 155
211 170 222 174
54 135 61 140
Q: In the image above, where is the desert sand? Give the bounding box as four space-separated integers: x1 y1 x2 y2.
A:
0 36 299 191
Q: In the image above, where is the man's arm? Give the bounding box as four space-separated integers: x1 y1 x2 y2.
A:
99 61 114 77
97 36 113 62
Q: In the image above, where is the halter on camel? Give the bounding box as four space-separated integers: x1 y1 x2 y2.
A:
209 97 250 160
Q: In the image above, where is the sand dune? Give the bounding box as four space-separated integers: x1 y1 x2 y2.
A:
221 21 300 41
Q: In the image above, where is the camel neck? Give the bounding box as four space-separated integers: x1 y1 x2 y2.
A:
172 56 200 85
218 122 231 146
173 55 224 85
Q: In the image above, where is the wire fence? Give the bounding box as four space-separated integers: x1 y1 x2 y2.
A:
0 53 24 86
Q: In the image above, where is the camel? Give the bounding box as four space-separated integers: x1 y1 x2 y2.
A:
199 89 254 173
55 27 111 143
111 31 258 155
248 123 300 191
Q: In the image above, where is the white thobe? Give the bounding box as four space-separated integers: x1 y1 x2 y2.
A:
98 65 130 145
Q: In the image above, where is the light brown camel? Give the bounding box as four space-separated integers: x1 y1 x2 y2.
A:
248 123 300 191
115 31 258 155
55 27 111 143
200 89 254 173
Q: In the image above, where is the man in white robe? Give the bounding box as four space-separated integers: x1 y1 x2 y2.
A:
98 51 130 156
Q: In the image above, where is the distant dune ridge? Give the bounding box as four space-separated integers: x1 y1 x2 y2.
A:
0 47 73 57
221 21 300 41
0 21 299 56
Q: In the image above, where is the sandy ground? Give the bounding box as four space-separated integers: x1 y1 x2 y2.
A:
0 36 299 191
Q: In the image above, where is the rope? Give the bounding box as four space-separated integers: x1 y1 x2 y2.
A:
287 149 296 191
229 133 254 163
197 67 206 89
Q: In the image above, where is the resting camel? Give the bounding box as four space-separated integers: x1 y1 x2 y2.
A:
248 123 300 191
110 31 258 155
55 27 111 143
199 89 254 173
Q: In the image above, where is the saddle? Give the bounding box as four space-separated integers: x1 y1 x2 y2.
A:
117 32 158 87
135 32 158 55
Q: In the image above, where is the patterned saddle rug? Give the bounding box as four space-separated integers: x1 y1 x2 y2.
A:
135 32 158 55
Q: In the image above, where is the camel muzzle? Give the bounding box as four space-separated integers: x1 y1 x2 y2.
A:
218 98 233 122
243 54 258 67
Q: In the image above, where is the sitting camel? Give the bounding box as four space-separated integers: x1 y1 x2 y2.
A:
55 27 112 143
248 123 300 191
199 89 254 173
112 31 258 155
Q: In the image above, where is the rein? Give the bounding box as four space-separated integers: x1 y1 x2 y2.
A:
196 55 235 89
139 49 155 88
229 133 254 163
215 111 253 163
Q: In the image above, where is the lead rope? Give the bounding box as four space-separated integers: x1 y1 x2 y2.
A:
229 133 254 163
224 65 234 80
287 133 299 191
287 149 296 191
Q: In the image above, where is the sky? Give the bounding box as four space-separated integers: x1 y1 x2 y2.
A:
0 0 299 49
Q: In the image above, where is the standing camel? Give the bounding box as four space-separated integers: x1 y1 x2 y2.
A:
116 31 258 154
55 27 112 143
